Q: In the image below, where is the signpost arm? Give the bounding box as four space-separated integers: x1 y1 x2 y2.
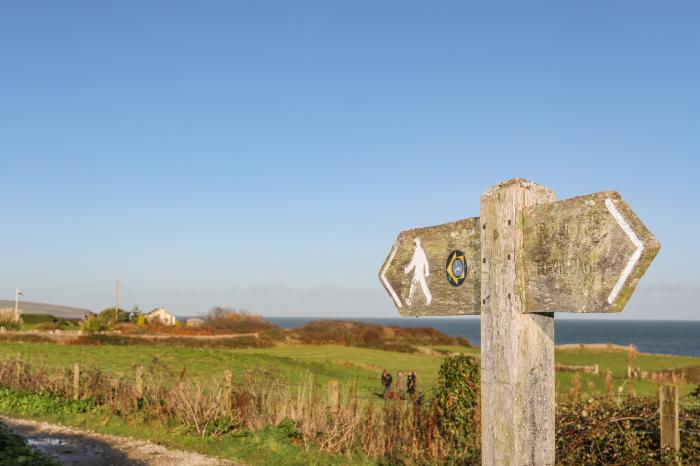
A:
480 179 555 466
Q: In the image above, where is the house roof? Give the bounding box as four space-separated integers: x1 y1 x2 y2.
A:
146 307 172 316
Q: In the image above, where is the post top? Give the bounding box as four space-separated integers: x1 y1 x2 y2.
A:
482 178 553 198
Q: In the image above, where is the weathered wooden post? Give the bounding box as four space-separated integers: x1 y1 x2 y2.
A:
379 178 660 466
659 384 680 453
73 362 80 400
15 353 22 386
480 180 555 465
327 380 339 412
135 365 144 399
224 369 233 411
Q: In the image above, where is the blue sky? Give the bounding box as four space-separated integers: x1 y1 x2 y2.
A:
1 2 698 319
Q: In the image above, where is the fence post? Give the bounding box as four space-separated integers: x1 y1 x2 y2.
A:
224 370 232 411
594 364 599 376
73 362 80 400
15 353 21 385
328 380 339 412
659 384 680 453
135 365 144 399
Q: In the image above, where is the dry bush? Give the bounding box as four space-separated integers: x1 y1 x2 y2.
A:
0 357 469 463
290 320 472 352
0 308 23 331
201 307 279 334
3 357 697 465
71 333 278 349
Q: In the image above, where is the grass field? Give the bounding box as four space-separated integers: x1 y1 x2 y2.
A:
1 340 699 465
1 341 698 398
20 321 80 332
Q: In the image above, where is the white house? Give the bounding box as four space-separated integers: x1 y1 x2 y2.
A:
145 307 177 326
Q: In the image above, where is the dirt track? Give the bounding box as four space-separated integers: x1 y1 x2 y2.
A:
2 416 242 466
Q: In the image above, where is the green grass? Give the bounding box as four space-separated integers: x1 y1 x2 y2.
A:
1 341 699 397
1 340 699 464
0 388 371 466
0 342 389 395
19 322 80 332
556 347 700 374
555 347 700 399
428 345 480 354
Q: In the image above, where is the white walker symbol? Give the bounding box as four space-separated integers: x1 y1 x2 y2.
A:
404 238 432 305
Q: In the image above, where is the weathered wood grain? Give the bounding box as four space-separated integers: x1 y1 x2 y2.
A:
73 362 80 400
480 178 555 466
521 191 660 312
379 217 481 316
659 384 680 452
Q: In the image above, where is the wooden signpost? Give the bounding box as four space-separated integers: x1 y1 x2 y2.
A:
378 178 660 466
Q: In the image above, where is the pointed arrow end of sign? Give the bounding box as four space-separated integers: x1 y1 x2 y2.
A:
605 194 661 311
379 242 402 309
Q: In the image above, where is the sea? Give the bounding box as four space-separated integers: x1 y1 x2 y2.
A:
264 317 700 357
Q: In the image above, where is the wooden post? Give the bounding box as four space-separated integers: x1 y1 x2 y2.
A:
224 370 232 411
480 179 556 466
73 362 80 400
135 365 144 399
15 353 21 386
659 384 680 453
328 380 339 412
594 364 599 376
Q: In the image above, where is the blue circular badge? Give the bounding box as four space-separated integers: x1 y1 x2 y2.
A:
446 250 467 287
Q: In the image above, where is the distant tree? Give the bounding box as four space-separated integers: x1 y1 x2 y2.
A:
97 307 131 323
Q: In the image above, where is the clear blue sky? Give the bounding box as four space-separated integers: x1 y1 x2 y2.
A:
1 1 698 319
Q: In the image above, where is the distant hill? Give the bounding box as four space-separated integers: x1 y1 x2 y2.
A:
0 300 90 319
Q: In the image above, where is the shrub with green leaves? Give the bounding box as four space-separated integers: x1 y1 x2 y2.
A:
435 354 480 464
0 420 59 466
80 308 131 333
20 314 56 325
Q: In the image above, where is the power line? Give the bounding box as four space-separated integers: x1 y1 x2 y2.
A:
0 280 115 293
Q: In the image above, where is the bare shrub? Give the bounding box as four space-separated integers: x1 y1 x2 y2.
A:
290 320 472 352
170 381 232 437
0 308 22 331
4 357 697 464
202 307 278 334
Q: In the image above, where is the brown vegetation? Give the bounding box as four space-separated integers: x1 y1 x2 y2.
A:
0 308 23 331
1 316 471 354
289 320 472 353
1 356 698 464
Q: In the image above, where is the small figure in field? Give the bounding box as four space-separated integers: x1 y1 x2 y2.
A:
407 371 417 398
381 369 393 398
396 370 405 398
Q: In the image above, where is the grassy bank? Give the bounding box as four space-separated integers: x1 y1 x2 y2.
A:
0 388 369 466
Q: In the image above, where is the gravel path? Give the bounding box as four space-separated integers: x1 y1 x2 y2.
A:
1 416 243 466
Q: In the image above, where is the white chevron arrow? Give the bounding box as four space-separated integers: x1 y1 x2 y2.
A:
605 198 644 305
